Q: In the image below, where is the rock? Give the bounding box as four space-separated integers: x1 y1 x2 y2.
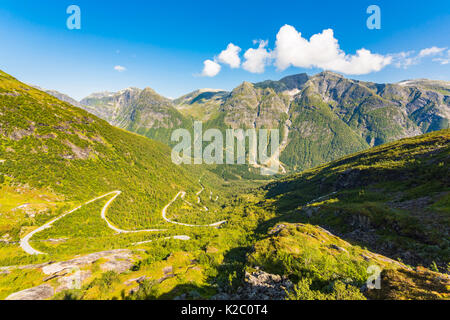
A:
213 270 294 300
162 266 173 274
5 284 54 300
124 276 147 286
329 244 348 253
56 270 92 293
43 270 68 282
268 224 288 235
100 260 133 274
211 292 231 300
42 249 132 275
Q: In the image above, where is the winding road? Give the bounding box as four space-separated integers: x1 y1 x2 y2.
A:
20 191 125 255
20 182 226 255
161 191 226 227
100 191 165 234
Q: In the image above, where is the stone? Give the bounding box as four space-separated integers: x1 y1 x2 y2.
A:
5 284 54 300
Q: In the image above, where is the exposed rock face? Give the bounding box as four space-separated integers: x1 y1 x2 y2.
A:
5 284 54 300
72 72 449 172
4 249 137 300
80 87 188 145
80 88 141 127
42 249 133 275
212 270 294 300
100 259 133 274
56 270 92 293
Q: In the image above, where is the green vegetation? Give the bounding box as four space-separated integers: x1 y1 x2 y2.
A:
0 70 448 300
263 129 450 270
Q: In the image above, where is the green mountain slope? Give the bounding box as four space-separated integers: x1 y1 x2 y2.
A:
0 70 204 257
75 72 449 176
181 72 449 172
205 129 449 300
174 88 228 121
261 129 450 270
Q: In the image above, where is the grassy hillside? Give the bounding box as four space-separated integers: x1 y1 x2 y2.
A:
0 70 215 264
262 129 449 270
125 130 449 301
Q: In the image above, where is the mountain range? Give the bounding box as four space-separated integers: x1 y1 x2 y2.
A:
44 71 450 172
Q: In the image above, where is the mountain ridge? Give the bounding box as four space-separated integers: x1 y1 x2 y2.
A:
33 72 450 174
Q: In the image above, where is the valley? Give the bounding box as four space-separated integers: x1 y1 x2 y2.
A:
0 70 449 300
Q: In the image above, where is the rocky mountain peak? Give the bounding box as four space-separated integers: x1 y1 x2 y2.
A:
314 70 345 79
279 73 309 90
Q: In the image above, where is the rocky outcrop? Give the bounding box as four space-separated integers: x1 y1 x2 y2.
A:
42 249 133 275
212 270 294 300
79 87 188 145
4 249 137 300
5 284 54 300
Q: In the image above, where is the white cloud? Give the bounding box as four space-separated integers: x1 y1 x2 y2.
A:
433 58 450 65
218 43 241 68
114 65 126 72
201 59 221 77
418 46 446 57
198 25 448 77
432 49 450 65
242 40 272 73
273 25 391 75
390 51 418 68
392 47 449 68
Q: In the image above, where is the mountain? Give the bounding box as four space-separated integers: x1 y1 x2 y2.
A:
174 88 228 121
397 79 450 94
0 71 447 301
181 71 449 171
80 87 190 145
32 86 82 108
76 72 449 174
0 70 203 260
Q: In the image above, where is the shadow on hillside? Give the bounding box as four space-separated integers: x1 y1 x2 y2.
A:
156 246 252 300
255 157 450 270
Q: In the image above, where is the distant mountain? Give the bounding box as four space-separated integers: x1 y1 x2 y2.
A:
174 88 228 121
80 87 190 145
397 79 450 94
32 86 82 108
188 71 449 171
75 72 449 174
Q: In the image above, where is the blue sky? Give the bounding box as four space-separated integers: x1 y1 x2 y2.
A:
0 0 449 100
